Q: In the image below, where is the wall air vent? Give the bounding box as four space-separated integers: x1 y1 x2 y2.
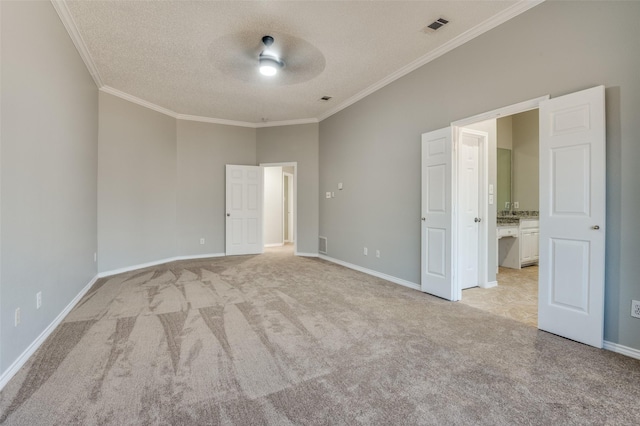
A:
423 18 449 33
319 236 328 254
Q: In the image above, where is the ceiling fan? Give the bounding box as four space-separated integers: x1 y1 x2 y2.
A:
258 35 284 76
210 31 326 85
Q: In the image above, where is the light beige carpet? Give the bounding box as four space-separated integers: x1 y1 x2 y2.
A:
1 246 639 425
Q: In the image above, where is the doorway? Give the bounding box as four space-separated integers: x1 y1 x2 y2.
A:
421 86 606 348
261 162 297 253
458 110 540 326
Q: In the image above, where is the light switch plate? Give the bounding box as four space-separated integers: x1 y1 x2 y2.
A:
489 184 494 195
326 192 331 199
489 194 494 204
338 182 343 190
514 201 519 208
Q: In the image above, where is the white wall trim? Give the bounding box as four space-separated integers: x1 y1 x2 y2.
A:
295 252 319 258
0 274 99 391
100 88 318 129
51 0 103 87
481 280 498 289
452 95 549 127
174 253 226 261
254 118 319 128
100 86 177 118
318 255 421 291
603 341 640 360
177 113 257 128
98 253 226 278
317 0 544 121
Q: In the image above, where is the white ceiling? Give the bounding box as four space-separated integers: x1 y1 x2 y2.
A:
62 1 539 126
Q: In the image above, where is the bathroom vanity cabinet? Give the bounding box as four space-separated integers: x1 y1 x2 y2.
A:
497 218 539 269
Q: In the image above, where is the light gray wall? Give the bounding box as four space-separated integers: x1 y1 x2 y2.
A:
465 119 497 284
257 124 319 255
98 92 176 272
264 167 283 245
497 116 513 150
512 110 539 211
1 1 98 372
176 120 256 256
319 1 640 350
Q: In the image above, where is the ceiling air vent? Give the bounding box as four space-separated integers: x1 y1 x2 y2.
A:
423 18 449 33
320 96 332 101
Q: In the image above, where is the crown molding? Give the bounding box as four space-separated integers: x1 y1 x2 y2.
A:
101 86 317 128
100 86 178 118
316 0 545 122
177 114 256 128
177 114 317 129
58 0 542 128
51 0 103 87
254 118 319 128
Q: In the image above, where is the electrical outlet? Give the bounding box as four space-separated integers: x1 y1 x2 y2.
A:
376 250 380 258
37 292 42 309
200 238 205 245
363 247 368 256
513 201 519 209
326 192 331 199
15 308 20 326
632 300 640 319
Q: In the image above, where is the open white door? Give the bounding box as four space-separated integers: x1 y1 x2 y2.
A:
538 86 606 348
226 165 264 255
457 128 488 290
421 127 455 300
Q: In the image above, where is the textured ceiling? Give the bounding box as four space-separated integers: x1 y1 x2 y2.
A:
66 1 525 124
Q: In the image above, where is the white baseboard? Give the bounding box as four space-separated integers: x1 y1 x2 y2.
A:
481 280 498 289
0 274 99 392
174 253 226 261
295 252 318 257
603 340 640 360
98 253 226 278
318 255 420 291
264 243 284 248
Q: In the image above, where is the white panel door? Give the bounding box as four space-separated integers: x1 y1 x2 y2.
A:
421 128 455 300
538 86 605 348
226 165 264 255
457 129 483 290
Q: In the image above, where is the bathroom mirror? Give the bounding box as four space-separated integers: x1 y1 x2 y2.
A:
497 148 511 211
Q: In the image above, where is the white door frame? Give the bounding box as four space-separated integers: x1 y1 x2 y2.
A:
260 162 298 255
455 127 489 291
450 95 549 300
283 172 294 243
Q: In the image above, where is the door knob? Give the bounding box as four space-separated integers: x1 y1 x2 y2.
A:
474 217 482 223
591 225 600 230
421 217 426 221
227 213 230 217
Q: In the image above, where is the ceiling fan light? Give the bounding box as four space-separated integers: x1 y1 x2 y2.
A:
259 56 281 76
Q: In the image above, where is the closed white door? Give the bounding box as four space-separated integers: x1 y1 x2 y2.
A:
458 129 483 290
538 86 606 348
421 128 455 300
226 165 264 255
